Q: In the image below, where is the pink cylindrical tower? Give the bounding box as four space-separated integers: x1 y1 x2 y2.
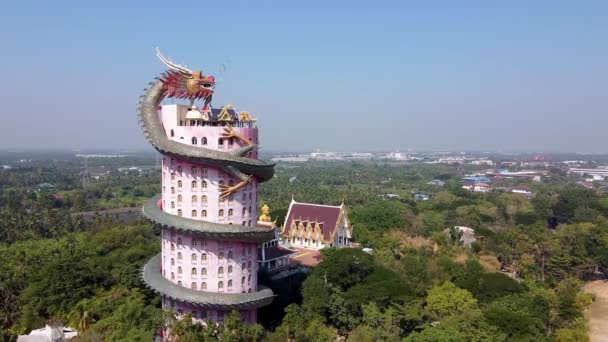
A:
139 53 275 333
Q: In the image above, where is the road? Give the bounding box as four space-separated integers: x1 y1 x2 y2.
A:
584 280 608 342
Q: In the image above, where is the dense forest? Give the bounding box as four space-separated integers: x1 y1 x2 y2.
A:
1 156 608 341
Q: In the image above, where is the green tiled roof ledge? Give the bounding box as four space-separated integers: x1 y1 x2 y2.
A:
142 254 275 309
142 195 275 243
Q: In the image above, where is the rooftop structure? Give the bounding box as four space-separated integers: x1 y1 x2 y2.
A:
17 324 77 342
444 226 476 247
137 49 275 336
569 168 608 177
511 186 533 196
281 199 352 250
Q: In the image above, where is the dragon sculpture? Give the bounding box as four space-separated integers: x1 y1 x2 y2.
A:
137 49 274 198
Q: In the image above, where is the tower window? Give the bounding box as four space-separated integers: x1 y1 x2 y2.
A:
170 129 174 137
202 210 207 217
192 195 197 204
177 195 182 203
219 209 224 217
218 281 224 289
177 209 182 216
191 282 197 290
191 137 197 145
202 195 207 203
202 137 208 145
192 210 197 217
178 180 182 188
202 181 207 189
202 267 207 275
191 181 197 189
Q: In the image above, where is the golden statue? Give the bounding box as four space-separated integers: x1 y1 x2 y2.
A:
259 204 272 222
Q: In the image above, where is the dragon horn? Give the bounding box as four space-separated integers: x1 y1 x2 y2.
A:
156 48 193 75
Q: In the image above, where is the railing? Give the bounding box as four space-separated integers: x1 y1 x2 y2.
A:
178 120 256 128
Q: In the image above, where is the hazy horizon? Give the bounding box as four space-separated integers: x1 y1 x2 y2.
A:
1 1 607 153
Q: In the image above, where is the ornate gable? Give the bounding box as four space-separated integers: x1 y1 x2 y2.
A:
218 104 235 121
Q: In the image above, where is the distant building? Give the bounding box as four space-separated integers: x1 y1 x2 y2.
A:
470 159 493 166
281 199 352 250
436 157 465 164
569 168 608 178
385 193 401 199
462 182 490 193
270 156 309 162
462 176 491 183
444 226 476 247
384 152 411 161
511 186 532 196
414 193 429 201
577 181 595 190
427 179 446 187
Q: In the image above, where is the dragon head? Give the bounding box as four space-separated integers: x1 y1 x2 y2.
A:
156 48 215 99
192 71 215 92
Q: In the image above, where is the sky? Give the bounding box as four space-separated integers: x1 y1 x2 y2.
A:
0 1 606 153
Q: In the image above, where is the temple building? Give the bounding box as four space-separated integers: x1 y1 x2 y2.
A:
281 198 353 250
138 50 275 335
257 204 297 272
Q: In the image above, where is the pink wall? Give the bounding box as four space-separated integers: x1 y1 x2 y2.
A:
160 160 259 225
160 232 258 293
157 104 265 324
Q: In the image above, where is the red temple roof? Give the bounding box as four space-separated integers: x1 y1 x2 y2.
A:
282 199 345 242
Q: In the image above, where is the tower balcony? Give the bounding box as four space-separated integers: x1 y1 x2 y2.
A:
142 254 274 310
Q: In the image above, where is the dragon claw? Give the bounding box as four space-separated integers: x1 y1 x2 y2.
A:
218 177 253 199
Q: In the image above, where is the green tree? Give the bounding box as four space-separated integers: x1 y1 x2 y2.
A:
425 282 479 321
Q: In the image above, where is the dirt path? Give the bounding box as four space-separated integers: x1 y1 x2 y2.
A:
584 280 608 342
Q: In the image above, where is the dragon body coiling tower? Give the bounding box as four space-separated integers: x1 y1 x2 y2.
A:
139 49 275 330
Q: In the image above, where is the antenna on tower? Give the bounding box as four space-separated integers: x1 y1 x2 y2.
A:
82 157 90 188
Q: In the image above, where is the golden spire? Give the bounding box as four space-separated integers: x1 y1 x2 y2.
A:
218 104 234 121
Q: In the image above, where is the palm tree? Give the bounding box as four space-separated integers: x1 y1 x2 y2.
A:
68 305 95 333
